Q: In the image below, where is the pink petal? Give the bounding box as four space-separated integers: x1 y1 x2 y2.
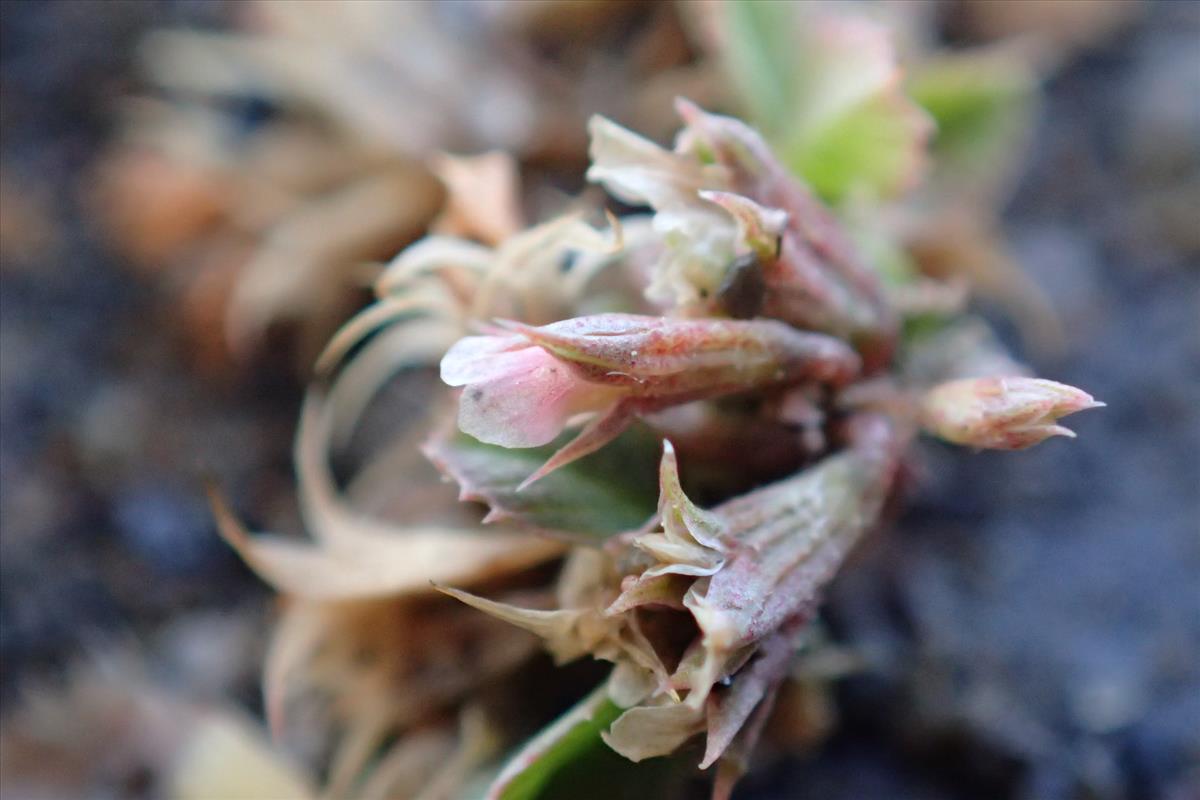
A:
457 347 615 448
440 334 530 386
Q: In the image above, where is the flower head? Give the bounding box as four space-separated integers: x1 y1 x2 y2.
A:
438 415 902 773
586 101 898 370
440 332 620 450
919 376 1104 449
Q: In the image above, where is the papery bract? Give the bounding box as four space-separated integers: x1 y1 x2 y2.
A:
442 335 621 449
611 415 901 697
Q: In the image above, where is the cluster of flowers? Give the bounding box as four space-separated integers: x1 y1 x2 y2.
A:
212 8 1104 791
428 100 1101 795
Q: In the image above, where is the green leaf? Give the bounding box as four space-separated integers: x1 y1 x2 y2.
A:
908 49 1037 196
422 424 660 540
785 91 928 204
488 684 682 800
723 0 800 135
491 685 623 800
719 3 931 204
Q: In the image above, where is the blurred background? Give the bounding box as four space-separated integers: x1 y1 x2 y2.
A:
0 1 1197 798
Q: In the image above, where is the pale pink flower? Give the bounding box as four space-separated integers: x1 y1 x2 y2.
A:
440 332 620 450
441 313 860 485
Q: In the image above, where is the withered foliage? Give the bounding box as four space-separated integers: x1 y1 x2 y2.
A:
91 0 710 376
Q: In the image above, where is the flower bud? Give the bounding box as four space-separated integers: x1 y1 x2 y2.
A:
919 376 1103 449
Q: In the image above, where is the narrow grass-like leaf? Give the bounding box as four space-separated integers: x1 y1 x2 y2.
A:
488 684 623 800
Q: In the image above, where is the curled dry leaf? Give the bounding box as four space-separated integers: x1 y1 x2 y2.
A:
211 489 557 600
209 387 561 600
320 212 623 387
0 659 313 800
431 151 526 246
263 595 532 798
224 165 442 361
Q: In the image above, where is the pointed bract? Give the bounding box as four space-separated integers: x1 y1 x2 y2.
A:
593 417 902 767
